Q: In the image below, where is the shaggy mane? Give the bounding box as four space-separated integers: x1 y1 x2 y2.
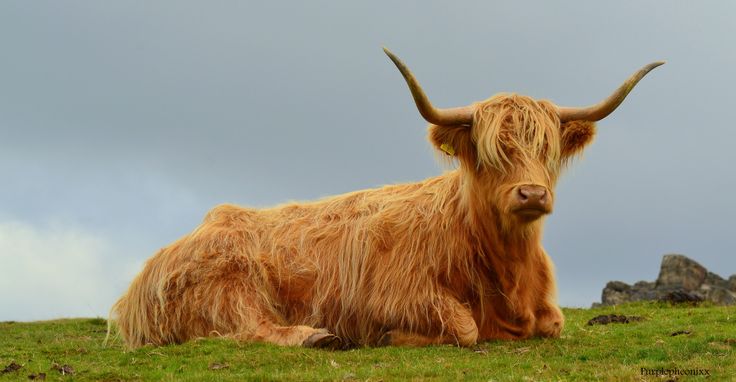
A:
472 94 561 173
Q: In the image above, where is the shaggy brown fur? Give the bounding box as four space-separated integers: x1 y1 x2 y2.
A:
110 94 597 349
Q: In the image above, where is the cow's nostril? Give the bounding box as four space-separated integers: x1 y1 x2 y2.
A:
538 190 548 203
517 188 529 202
517 186 547 204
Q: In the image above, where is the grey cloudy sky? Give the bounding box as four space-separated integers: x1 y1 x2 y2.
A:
1 1 735 321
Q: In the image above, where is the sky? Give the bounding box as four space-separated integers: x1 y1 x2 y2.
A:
1 1 735 321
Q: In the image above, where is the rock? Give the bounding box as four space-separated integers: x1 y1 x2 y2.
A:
704 271 729 290
659 290 704 305
629 281 659 302
703 287 736 305
606 281 631 292
601 281 631 305
595 254 735 306
655 254 706 291
600 280 664 305
728 275 736 292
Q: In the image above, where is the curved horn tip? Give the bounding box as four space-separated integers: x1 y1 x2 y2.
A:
382 47 402 66
381 47 475 126
557 60 666 122
645 61 666 71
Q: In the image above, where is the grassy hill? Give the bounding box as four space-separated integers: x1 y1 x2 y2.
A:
1 302 733 381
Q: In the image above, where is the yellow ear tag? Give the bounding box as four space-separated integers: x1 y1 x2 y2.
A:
440 143 456 156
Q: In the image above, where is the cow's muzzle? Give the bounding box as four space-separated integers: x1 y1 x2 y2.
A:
512 185 552 221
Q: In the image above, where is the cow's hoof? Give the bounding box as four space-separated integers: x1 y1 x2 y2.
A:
303 332 343 350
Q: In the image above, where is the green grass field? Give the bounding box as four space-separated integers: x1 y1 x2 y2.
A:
1 302 733 381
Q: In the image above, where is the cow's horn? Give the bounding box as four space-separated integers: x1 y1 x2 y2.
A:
384 47 474 126
557 61 665 122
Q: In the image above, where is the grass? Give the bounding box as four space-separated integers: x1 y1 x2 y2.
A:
0 302 734 381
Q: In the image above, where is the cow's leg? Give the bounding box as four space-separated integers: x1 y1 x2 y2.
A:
534 304 564 338
235 320 343 349
377 295 479 347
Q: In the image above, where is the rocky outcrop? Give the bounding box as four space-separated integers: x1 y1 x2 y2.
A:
595 254 736 306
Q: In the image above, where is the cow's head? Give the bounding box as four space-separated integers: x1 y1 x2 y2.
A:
385 48 663 231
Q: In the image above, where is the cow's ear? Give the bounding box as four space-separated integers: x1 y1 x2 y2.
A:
560 120 596 158
428 124 476 166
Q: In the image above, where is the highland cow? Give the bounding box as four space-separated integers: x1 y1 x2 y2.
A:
111 49 662 349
